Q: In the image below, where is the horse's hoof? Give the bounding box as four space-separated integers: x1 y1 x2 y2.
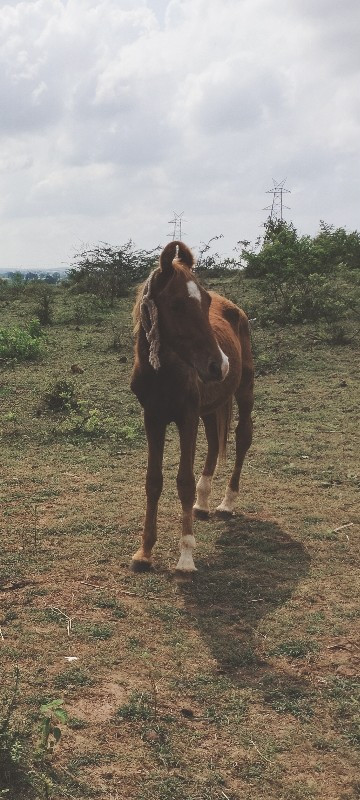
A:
174 569 197 583
214 508 234 519
130 558 153 573
193 508 210 520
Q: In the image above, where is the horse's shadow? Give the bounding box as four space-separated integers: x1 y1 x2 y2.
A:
179 514 310 683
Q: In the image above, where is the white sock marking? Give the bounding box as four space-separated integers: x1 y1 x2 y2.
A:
193 475 212 513
187 280 201 303
216 486 238 513
175 534 197 572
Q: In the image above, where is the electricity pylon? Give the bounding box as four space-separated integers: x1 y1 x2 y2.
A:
264 179 291 221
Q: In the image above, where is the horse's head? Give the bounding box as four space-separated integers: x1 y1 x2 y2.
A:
154 241 229 383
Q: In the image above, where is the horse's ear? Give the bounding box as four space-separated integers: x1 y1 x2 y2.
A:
159 241 195 274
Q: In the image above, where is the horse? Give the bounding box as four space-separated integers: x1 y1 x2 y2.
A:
130 240 254 573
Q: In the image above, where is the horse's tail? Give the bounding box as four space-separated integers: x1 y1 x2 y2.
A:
160 240 195 271
216 397 233 462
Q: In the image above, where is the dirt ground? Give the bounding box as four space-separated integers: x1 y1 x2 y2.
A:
1 288 359 799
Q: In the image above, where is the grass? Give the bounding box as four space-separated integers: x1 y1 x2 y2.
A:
0 278 359 799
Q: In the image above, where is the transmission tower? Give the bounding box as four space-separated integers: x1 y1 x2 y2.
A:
168 211 187 240
264 179 291 222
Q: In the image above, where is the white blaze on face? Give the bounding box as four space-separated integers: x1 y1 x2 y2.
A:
187 280 201 303
218 345 229 379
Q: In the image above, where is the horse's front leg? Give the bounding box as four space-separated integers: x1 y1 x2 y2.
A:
175 414 199 573
131 412 166 572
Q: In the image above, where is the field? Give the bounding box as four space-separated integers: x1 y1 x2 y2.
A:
0 274 359 800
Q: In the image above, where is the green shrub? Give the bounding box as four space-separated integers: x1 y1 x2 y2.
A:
41 379 78 412
0 321 43 361
68 241 159 302
34 288 54 326
241 219 359 326
260 274 347 325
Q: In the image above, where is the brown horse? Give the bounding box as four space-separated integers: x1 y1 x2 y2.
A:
130 240 254 573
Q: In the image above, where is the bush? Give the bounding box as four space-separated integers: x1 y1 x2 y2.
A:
68 241 159 302
0 321 43 361
242 219 359 326
34 287 54 326
41 379 78 412
260 274 347 325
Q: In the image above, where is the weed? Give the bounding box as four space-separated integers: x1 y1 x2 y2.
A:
67 716 88 730
41 378 78 412
306 612 326 635
327 677 360 745
137 776 187 800
53 667 94 690
269 639 319 659
116 691 153 722
262 677 314 720
283 783 318 799
143 724 181 769
76 622 114 640
68 751 106 771
95 594 127 618
39 698 68 754
0 669 22 781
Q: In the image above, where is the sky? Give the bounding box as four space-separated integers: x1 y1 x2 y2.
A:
0 0 359 269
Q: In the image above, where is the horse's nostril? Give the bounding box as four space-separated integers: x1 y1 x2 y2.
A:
208 361 222 381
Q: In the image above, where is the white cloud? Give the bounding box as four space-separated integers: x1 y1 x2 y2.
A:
0 0 359 267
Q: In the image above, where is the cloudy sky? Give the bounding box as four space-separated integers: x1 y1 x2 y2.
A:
0 0 359 269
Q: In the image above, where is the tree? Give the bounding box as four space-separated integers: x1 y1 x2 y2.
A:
67 241 160 303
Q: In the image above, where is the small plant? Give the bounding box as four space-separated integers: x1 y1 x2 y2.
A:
41 378 78 412
76 622 113 640
53 667 94 690
0 668 32 798
116 691 153 722
39 699 68 754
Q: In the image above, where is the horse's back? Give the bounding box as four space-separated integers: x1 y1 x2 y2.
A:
209 291 250 359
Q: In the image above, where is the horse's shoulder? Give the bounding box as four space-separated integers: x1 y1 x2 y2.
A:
209 292 246 333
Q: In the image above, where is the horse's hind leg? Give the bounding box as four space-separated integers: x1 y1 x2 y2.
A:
216 368 254 515
193 413 219 519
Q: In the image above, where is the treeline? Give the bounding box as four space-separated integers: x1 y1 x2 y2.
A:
1 222 359 332
1 271 64 284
